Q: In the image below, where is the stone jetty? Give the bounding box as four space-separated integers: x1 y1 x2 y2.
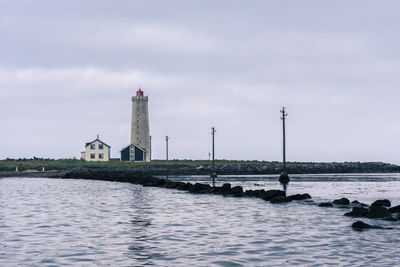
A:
63 168 306 204
63 168 400 230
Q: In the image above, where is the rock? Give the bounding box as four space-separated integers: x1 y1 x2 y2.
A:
214 183 232 194
389 205 400 213
270 196 292 203
244 189 266 198
176 182 193 191
163 180 178 189
333 198 350 205
366 206 392 219
344 207 369 217
371 199 391 207
230 186 244 197
221 183 231 190
351 200 368 207
288 193 312 200
352 221 384 230
189 183 212 194
319 202 333 207
279 172 290 184
262 190 286 201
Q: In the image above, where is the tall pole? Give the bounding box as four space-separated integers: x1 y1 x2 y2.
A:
211 127 217 187
279 107 290 189
166 136 169 180
211 127 216 171
280 107 287 172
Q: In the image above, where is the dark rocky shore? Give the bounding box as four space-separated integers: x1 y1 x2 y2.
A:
101 161 400 175
62 168 310 202
1 161 399 176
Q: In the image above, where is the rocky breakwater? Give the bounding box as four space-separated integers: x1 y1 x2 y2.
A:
317 196 400 230
63 168 311 205
64 168 399 230
123 161 400 175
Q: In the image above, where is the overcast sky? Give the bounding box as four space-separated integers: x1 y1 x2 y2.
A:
1 0 400 164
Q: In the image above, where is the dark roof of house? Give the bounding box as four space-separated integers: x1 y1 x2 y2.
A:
85 138 111 148
120 144 146 152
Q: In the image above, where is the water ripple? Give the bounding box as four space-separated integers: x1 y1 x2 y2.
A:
0 177 400 266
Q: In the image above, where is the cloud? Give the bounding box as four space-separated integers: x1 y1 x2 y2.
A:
1 1 400 163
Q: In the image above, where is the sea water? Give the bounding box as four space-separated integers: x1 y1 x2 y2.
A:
1 174 400 266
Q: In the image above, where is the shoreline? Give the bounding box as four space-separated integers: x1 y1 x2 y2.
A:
1 161 399 177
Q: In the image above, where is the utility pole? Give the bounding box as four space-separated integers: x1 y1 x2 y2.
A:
279 107 290 188
280 107 287 172
166 136 169 180
210 127 217 187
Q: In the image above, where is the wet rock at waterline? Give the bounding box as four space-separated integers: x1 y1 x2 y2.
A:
189 183 212 194
352 221 385 230
319 202 333 207
333 198 350 205
270 196 292 203
371 199 391 207
366 206 392 219
389 205 400 213
244 189 266 198
262 190 286 201
344 207 369 217
288 193 312 200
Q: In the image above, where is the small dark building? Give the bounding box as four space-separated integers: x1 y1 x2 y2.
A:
120 144 146 162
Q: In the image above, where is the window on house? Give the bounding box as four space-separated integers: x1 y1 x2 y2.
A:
90 153 95 159
99 144 104 150
99 153 104 159
90 144 95 149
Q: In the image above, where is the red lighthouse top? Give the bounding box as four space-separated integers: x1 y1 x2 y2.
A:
136 88 144 96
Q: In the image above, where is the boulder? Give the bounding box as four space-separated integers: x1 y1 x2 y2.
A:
244 189 266 198
333 198 350 205
389 205 400 213
352 221 384 230
319 202 333 207
163 181 179 189
143 178 166 187
351 200 368 207
176 182 193 191
230 186 244 197
366 206 392 219
344 207 369 217
189 183 212 194
371 199 391 207
214 183 232 194
262 190 286 201
288 193 312 200
270 196 292 203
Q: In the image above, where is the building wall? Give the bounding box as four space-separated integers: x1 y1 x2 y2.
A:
131 95 151 161
84 140 110 161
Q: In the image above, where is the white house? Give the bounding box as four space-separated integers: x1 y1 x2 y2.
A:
81 136 111 161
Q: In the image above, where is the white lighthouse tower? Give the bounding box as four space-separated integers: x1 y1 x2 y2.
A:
130 88 151 162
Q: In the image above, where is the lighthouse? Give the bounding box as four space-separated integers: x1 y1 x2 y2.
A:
130 88 151 162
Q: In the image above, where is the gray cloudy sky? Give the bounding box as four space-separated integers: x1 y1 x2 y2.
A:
1 0 400 163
